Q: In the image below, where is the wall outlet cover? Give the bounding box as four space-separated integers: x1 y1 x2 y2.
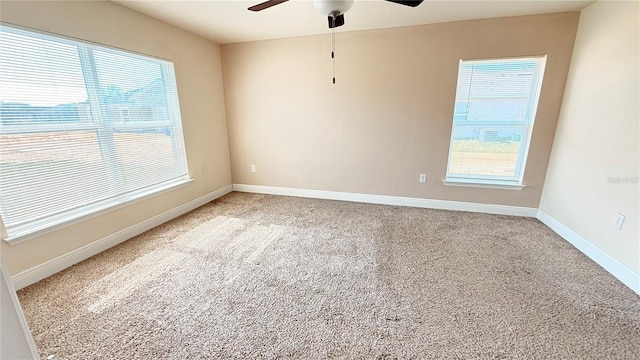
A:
614 213 625 230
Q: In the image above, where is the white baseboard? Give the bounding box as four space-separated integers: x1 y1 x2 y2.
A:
537 209 640 295
11 185 232 290
232 184 538 217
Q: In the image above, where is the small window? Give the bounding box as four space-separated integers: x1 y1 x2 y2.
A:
444 57 546 189
0 24 190 241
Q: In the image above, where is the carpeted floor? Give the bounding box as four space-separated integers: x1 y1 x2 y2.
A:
17 192 640 359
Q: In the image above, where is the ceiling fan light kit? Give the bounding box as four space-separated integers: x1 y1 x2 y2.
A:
313 0 354 28
313 0 354 15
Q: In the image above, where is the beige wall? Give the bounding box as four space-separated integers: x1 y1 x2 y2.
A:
222 12 579 208
540 1 639 274
0 1 231 275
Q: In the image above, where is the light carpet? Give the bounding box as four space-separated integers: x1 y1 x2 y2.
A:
17 192 640 359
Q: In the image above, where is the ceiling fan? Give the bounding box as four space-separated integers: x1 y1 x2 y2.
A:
249 0 424 29
248 0 424 84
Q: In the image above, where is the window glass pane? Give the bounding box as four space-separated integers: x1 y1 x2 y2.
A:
93 49 168 124
114 129 180 191
0 131 111 226
449 125 524 177
92 49 186 194
0 30 88 122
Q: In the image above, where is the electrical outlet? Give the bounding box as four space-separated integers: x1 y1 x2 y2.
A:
250 164 256 173
614 213 625 230
419 174 427 183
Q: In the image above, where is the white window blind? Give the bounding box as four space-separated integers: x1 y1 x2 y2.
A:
445 57 546 186
0 24 189 240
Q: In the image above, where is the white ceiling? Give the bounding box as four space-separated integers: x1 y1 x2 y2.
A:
113 0 593 44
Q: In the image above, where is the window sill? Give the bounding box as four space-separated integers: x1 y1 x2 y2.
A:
3 178 193 245
442 179 526 191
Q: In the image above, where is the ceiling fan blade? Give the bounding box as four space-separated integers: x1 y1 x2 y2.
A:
384 0 424 7
248 0 289 12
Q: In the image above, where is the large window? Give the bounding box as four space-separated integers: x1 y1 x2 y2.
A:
445 57 546 189
0 24 190 241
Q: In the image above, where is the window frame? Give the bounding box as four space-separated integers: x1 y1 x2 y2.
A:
0 23 192 244
443 56 547 190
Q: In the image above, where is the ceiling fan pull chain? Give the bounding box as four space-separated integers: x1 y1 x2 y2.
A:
332 21 336 84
